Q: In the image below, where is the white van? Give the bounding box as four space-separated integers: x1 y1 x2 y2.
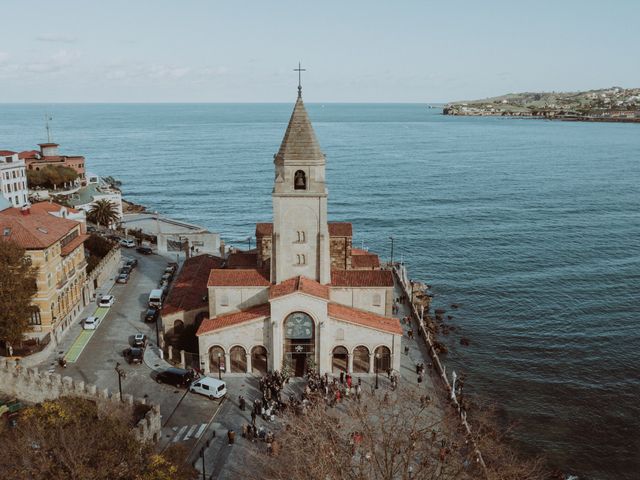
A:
148 289 164 308
189 376 227 400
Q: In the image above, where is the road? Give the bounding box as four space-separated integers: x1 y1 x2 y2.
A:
38 247 223 456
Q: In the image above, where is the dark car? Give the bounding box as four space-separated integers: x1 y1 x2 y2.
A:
137 246 153 255
133 333 147 347
125 258 138 269
120 266 132 275
144 308 159 323
123 347 144 364
155 367 197 388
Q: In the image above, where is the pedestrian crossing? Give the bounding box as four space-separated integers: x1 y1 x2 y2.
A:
169 423 208 443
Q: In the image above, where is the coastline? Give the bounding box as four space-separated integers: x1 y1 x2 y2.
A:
442 109 640 124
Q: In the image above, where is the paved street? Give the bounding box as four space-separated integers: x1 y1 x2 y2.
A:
36 247 221 458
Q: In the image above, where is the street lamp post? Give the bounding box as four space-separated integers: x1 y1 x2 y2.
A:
115 362 126 402
375 353 381 389
389 236 395 266
217 352 222 380
200 447 206 480
247 236 252 250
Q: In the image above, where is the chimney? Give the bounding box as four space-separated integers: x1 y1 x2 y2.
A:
21 204 31 215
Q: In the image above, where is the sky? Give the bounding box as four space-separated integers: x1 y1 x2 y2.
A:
1 0 639 103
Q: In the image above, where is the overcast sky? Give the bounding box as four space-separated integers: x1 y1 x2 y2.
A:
1 0 639 103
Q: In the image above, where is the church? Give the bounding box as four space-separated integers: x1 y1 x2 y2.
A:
195 85 402 377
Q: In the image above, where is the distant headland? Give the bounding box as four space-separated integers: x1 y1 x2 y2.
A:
443 87 640 123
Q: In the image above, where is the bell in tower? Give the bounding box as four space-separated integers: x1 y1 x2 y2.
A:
294 170 306 190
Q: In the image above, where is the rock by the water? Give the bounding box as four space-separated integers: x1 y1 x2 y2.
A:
451 303 459 309
460 338 470 346
447 315 453 320
435 308 446 315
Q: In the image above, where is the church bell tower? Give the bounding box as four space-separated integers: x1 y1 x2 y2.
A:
271 69 331 284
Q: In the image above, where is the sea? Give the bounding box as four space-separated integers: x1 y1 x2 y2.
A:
1 103 638 479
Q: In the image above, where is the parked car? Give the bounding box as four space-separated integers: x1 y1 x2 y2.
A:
190 377 227 400
164 266 175 275
123 347 144 364
116 273 129 284
159 279 170 288
155 368 196 388
133 333 147 347
125 258 138 269
107 235 121 242
161 272 173 283
120 238 136 248
82 316 100 330
136 246 153 255
120 265 132 275
148 289 164 308
144 308 159 323
98 295 115 308
166 263 178 274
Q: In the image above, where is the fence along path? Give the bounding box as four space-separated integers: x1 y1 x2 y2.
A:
392 265 488 476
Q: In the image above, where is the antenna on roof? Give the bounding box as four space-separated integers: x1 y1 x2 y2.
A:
45 113 53 143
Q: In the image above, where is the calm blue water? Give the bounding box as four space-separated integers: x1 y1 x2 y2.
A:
1 103 639 479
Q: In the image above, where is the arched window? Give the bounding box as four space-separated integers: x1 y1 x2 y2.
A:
173 319 184 333
353 346 370 373
296 231 306 243
372 293 382 307
294 170 306 190
375 346 391 372
209 346 225 373
251 346 268 374
230 346 247 373
332 346 348 373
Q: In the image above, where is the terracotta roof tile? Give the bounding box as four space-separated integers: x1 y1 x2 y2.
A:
162 255 224 315
255 222 273 237
351 253 380 269
226 252 258 269
18 150 40 159
61 233 88 256
328 303 402 335
331 269 393 287
30 201 81 215
207 268 270 287
0 150 16 156
269 276 330 300
197 303 270 335
255 222 352 237
0 206 81 249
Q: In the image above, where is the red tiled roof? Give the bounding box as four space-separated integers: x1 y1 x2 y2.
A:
328 303 402 334
255 222 272 237
226 252 258 269
351 248 367 255
331 269 394 287
255 222 352 237
0 150 16 156
30 201 81 215
162 254 224 315
18 150 40 159
207 268 270 287
351 253 380 269
269 276 330 300
197 303 270 335
328 222 352 236
61 233 88 256
0 207 81 249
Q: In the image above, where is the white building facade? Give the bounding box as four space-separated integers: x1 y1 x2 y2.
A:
196 90 402 377
0 151 29 208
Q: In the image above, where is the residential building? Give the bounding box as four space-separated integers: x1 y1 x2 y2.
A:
20 142 86 185
67 173 123 226
0 201 89 340
0 151 28 208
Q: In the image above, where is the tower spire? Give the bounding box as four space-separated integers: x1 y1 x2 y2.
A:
293 61 306 98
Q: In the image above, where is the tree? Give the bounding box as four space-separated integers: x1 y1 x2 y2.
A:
84 233 117 274
87 199 120 228
0 397 198 480
0 239 37 349
26 166 78 189
242 385 547 480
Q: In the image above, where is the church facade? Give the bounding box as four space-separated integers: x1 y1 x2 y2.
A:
196 89 402 376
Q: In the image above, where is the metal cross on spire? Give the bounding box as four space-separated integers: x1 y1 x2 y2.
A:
294 61 306 98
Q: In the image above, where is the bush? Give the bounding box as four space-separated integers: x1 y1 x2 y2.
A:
27 166 78 189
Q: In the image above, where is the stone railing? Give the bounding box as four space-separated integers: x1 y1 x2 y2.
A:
392 265 488 475
0 358 161 443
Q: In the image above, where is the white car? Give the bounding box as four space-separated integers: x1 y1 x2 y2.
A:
189 376 227 400
120 238 136 248
98 294 115 308
83 316 100 330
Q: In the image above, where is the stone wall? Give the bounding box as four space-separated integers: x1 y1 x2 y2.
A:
330 236 352 270
256 234 272 268
0 358 161 443
87 245 121 300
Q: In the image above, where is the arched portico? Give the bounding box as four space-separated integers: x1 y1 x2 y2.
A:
230 345 247 373
208 345 225 374
353 345 370 373
332 346 348 373
251 346 268 375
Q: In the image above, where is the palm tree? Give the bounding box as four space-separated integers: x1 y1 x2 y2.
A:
87 199 120 228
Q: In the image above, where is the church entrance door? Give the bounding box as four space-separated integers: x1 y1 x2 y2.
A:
283 312 315 377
